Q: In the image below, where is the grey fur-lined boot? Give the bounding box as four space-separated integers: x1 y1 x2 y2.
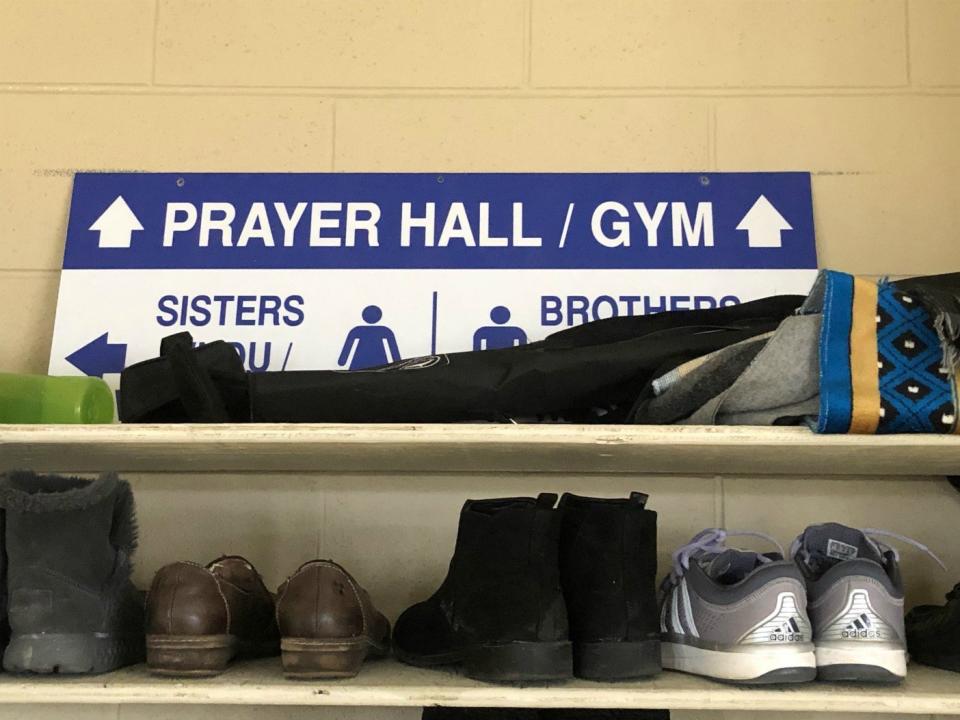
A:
0 472 145 674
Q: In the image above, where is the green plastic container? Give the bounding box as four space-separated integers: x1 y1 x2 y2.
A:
0 373 115 424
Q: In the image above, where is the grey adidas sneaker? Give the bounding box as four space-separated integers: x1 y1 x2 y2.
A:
791 523 944 683
660 529 815 684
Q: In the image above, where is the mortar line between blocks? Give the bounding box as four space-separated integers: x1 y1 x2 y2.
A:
0 269 61 278
151 0 161 85
524 0 533 87
904 0 913 86
330 101 337 171
317 485 327 558
709 102 718 170
715 476 726 528
5 85 960 98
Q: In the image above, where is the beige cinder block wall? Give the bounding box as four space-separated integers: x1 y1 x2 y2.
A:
3 0 960 374
2 2 960 720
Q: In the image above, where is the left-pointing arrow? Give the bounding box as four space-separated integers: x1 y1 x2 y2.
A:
89 196 143 249
65 333 128 377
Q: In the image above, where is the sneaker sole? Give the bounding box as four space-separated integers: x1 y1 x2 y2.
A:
815 642 906 683
662 641 816 683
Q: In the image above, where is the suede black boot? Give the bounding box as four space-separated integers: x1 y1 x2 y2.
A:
393 494 571 683
558 492 660 680
0 472 145 674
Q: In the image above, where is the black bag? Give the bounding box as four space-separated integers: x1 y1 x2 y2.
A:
119 295 803 424
118 333 248 423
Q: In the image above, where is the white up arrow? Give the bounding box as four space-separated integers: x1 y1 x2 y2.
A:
89 196 143 248
736 194 792 248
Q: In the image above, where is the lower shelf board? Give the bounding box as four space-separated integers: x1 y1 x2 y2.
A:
0 658 958 713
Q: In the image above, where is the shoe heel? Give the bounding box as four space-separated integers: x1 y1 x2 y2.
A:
4 632 144 675
281 637 371 679
574 639 662 680
464 640 573 683
815 642 907 683
146 634 236 677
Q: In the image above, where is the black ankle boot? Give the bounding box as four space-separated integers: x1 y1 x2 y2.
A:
393 494 572 683
0 472 145 674
558 492 660 680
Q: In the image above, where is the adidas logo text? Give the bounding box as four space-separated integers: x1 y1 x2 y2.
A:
769 618 805 642
841 613 882 640
841 628 882 639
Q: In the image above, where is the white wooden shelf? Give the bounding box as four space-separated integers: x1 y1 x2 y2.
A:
0 658 957 713
0 423 958 476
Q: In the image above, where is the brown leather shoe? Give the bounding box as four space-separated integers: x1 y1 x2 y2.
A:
276 560 390 678
145 556 280 676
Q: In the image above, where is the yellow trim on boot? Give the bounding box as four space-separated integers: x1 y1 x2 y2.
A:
848 277 881 434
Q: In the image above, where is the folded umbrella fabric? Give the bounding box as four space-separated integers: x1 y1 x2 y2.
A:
119 295 803 424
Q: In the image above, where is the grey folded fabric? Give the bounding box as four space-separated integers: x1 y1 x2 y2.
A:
634 333 771 424
683 313 820 425
634 314 820 426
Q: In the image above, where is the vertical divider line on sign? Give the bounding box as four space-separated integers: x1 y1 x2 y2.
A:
431 291 439 354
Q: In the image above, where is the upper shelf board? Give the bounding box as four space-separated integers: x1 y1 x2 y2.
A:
0 423 957 475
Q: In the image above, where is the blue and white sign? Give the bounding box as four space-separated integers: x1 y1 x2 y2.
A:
50 172 818 386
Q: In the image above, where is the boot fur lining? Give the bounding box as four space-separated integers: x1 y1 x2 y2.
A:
0 471 120 513
0 471 138 552
110 478 139 552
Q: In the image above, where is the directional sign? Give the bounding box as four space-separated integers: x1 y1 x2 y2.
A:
50 172 818 388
